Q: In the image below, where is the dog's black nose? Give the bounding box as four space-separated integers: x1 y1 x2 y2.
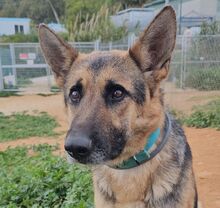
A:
64 135 92 159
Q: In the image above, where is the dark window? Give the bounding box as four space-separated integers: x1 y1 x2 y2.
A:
20 25 24 33
15 25 18 33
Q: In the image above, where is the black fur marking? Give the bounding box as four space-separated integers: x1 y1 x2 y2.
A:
90 124 127 161
172 118 186 139
158 142 192 206
63 82 69 107
132 80 146 105
100 188 116 203
159 88 164 106
108 126 127 160
64 93 68 107
184 142 193 162
194 185 198 208
147 74 157 98
89 55 118 72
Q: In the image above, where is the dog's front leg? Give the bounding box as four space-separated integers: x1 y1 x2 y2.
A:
93 170 116 208
94 188 115 208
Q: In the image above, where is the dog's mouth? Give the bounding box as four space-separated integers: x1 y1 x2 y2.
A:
65 151 76 164
65 149 110 165
65 140 126 165
65 155 100 165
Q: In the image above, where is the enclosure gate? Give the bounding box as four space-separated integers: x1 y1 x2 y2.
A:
0 42 99 93
0 43 51 93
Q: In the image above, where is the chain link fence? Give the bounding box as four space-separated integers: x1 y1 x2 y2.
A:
166 35 220 113
169 35 220 90
0 35 220 99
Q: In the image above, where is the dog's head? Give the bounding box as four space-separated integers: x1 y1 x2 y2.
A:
39 6 176 165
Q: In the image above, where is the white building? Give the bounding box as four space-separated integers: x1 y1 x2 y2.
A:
0 17 31 36
111 8 154 32
144 0 220 18
142 0 220 33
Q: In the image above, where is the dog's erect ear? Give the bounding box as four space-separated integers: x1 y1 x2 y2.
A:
129 6 176 81
39 24 78 88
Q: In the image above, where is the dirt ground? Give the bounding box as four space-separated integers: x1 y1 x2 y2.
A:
0 93 220 208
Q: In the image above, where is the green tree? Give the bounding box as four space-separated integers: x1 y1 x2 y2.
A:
18 0 65 23
69 4 127 42
65 0 117 31
0 0 65 24
0 0 20 17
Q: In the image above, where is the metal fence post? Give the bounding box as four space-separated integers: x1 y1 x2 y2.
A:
128 33 136 48
46 66 52 91
109 42 112 51
183 36 188 89
95 40 100 50
0 55 4 91
9 43 17 86
128 33 132 48
180 35 184 89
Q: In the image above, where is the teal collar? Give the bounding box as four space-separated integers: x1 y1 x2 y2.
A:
111 113 171 170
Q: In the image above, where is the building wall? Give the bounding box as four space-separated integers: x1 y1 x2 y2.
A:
146 0 218 19
111 9 154 32
0 18 30 36
182 0 217 17
216 0 220 20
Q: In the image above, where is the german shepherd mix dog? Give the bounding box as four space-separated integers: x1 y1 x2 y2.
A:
39 6 197 208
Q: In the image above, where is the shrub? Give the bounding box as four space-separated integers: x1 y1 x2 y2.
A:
0 32 68 43
0 91 20 97
184 68 220 90
184 99 220 129
0 33 39 43
0 144 93 207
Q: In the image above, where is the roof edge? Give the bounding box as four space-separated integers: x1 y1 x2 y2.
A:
117 8 154 15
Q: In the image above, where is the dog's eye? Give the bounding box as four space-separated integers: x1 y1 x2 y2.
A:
69 82 83 104
69 84 83 104
111 87 125 102
70 90 81 102
112 89 123 99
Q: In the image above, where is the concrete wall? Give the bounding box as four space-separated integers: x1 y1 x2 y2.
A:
0 18 30 36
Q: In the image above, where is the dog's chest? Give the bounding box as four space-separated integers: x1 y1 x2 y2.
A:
93 167 151 205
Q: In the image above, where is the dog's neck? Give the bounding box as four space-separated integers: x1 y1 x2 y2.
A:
108 113 171 170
